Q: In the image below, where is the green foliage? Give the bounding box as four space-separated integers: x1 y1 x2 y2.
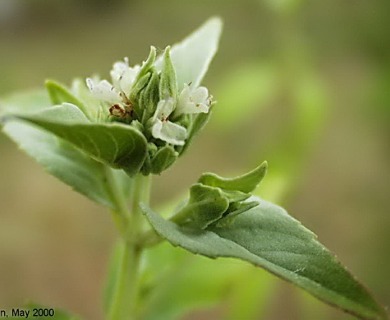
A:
142 198 387 320
45 79 89 118
199 161 268 193
159 47 178 100
8 103 148 176
1 90 129 209
0 16 387 320
155 17 222 90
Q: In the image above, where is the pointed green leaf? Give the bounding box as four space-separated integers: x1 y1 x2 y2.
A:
199 161 268 193
155 17 223 89
159 46 177 100
135 46 157 83
140 69 160 124
142 199 387 320
5 104 148 176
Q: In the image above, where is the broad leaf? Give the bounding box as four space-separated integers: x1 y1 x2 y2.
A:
2 121 119 209
1 90 130 209
5 104 148 176
142 198 387 320
199 161 268 193
155 17 222 89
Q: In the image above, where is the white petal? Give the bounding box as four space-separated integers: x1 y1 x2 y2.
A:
151 119 187 146
86 78 122 104
110 58 140 94
154 98 175 121
191 86 209 104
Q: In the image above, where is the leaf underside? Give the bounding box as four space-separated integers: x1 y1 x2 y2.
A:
142 198 387 320
1 90 129 209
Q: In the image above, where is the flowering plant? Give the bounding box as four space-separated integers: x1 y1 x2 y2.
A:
0 18 387 320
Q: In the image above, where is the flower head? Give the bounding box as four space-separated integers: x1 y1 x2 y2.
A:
81 46 214 174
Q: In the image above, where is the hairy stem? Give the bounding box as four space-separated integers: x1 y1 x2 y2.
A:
107 172 151 320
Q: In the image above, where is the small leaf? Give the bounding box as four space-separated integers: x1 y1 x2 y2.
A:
155 17 222 89
140 70 160 124
159 46 177 100
5 104 148 176
199 161 268 193
150 145 178 174
142 199 387 320
171 183 229 229
135 46 157 83
45 79 89 117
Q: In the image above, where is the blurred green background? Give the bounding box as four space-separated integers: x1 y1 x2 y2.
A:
0 0 389 319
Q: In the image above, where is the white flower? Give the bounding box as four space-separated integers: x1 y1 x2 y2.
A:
86 57 140 111
175 84 211 116
151 98 187 146
110 58 140 95
86 78 122 105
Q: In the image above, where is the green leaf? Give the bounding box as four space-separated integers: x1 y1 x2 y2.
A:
140 70 160 124
155 17 222 89
5 104 148 176
142 198 387 320
135 46 157 84
45 79 89 118
140 241 273 320
2 121 120 209
172 184 229 229
159 46 177 100
199 161 268 193
1 90 129 209
150 145 178 174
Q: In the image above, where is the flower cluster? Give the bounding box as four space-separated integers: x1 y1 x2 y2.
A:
86 46 212 147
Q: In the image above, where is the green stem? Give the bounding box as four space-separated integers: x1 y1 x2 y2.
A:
107 173 151 320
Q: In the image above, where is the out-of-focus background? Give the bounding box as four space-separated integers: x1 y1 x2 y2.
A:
0 0 389 319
